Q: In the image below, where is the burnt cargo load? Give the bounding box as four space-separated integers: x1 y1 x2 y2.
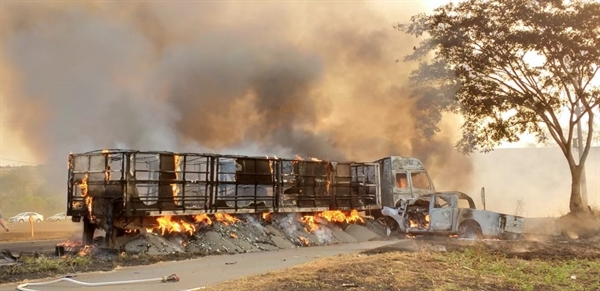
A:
67 150 382 236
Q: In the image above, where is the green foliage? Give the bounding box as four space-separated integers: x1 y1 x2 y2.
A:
402 0 600 156
0 166 64 216
401 0 600 213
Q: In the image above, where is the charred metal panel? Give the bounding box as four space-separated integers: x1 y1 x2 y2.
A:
67 150 383 224
375 156 435 207
430 208 453 231
390 156 427 171
377 157 395 208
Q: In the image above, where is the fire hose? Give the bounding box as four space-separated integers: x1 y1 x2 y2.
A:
16 274 206 291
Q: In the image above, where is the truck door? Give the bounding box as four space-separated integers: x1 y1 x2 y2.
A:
428 195 456 231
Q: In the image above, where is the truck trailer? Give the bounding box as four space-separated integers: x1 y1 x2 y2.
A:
66 149 522 246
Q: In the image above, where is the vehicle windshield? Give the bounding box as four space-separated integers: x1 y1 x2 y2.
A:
411 172 432 189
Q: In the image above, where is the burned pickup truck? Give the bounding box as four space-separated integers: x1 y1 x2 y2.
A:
381 191 525 240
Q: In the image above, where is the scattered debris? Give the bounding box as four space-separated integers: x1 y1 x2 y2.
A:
51 213 390 258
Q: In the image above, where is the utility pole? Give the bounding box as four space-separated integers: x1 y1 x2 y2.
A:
575 103 589 208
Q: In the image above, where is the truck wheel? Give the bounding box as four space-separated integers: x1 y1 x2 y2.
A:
458 220 482 239
18 219 24 223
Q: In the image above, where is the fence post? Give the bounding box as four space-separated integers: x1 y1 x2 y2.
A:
29 215 34 237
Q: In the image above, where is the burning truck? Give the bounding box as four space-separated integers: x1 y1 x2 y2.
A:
381 191 526 240
66 150 521 248
67 150 388 247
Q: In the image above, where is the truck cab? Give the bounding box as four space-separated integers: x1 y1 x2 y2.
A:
375 156 435 208
381 191 525 240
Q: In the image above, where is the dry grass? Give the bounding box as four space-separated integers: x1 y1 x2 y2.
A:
206 244 600 291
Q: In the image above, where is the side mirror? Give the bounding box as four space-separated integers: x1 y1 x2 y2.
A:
480 187 486 210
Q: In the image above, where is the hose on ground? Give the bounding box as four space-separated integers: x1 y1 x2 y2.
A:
16 274 186 291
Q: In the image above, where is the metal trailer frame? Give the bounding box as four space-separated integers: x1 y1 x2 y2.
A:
67 149 382 245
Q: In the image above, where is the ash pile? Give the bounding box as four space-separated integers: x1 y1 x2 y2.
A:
102 212 385 256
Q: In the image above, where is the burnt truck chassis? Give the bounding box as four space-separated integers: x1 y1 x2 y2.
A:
67 150 382 246
382 192 526 240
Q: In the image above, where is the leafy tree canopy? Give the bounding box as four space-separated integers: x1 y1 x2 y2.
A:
401 0 600 212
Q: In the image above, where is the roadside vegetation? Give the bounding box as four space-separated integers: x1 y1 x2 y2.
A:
207 244 600 291
0 251 198 283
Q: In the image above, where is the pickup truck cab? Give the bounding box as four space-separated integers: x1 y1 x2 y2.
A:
381 191 525 240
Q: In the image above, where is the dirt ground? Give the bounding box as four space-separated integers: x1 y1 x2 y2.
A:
0 221 81 242
206 236 600 291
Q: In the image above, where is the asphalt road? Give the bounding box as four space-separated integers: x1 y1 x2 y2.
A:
0 239 66 254
0 240 397 291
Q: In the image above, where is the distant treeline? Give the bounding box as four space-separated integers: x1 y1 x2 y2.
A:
0 165 65 217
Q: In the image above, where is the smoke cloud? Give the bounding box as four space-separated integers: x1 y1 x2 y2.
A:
1 1 472 190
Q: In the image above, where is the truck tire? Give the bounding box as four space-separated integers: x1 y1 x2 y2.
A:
18 219 24 223
458 220 482 239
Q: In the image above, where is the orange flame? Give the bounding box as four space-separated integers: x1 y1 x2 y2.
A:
193 214 212 225
100 150 112 180
262 212 272 222
407 214 429 229
78 245 97 256
295 155 304 160
301 210 365 233
58 240 83 248
154 216 196 235
309 157 321 161
301 215 319 232
79 174 88 196
171 155 182 206
230 232 238 239
408 219 419 228
214 213 239 226
318 210 365 224
78 174 93 218
319 211 347 223
345 210 365 224
299 236 310 246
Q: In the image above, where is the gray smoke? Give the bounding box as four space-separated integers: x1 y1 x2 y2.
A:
1 1 472 190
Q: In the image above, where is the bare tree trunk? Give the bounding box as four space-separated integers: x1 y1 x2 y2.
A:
569 165 585 213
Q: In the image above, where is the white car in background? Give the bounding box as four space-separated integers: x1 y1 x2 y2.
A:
8 212 44 223
46 212 69 222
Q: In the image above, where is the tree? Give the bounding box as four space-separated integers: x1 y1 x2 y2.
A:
401 0 600 213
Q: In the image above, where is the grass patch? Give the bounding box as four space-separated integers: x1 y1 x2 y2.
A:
205 244 600 291
1 255 94 281
0 251 212 283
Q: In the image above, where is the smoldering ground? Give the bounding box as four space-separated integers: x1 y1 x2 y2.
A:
0 1 472 190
